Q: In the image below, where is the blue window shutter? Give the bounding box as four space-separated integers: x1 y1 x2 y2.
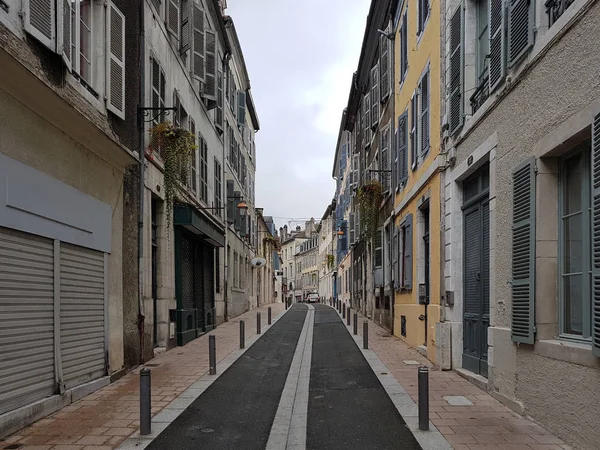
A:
511 158 536 344
592 113 600 356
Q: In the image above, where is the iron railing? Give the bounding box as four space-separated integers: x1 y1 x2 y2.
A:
545 0 574 26
470 75 490 115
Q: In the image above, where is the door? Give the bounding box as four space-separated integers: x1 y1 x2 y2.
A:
462 165 490 377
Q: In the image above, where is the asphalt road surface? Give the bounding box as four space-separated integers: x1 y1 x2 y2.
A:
145 303 422 450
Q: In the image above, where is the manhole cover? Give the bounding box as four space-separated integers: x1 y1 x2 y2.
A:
201 428 215 433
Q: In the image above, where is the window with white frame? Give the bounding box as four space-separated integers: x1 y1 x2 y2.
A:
419 68 430 157
214 158 222 215
199 137 208 203
417 0 430 36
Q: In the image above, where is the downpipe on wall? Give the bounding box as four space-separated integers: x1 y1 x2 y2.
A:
137 0 146 365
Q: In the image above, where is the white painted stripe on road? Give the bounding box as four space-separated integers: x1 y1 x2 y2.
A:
334 305 453 450
266 304 314 450
116 305 292 450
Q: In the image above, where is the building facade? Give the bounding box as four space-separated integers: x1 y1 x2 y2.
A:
0 0 139 435
280 225 307 303
318 205 336 302
437 0 600 447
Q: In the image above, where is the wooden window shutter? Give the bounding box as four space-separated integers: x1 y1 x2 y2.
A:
191 4 205 83
508 0 534 66
489 0 506 91
179 0 191 54
106 2 126 120
204 29 218 101
401 13 408 82
420 70 430 156
511 157 536 344
371 64 380 128
403 214 413 289
410 93 418 170
166 0 180 38
226 180 235 224
24 0 56 51
591 113 600 356
380 25 391 102
234 190 242 232
392 228 399 289
216 70 224 130
57 0 73 69
350 213 355 245
392 125 398 190
397 112 408 187
364 93 371 140
449 4 463 135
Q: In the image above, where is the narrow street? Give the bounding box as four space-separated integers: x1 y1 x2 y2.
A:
140 304 423 450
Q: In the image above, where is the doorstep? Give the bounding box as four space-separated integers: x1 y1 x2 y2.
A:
455 367 489 392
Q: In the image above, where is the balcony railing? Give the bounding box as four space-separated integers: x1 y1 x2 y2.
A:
470 75 490 115
545 0 574 26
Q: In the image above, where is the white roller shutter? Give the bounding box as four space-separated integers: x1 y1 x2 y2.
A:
0 227 55 415
60 243 106 390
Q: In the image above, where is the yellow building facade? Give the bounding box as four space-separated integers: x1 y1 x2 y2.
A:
392 0 442 362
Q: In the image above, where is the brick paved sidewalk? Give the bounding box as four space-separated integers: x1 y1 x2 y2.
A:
0 303 286 450
346 306 571 450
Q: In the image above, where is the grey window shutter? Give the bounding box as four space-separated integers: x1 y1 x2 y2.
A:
371 64 380 128
106 2 126 120
350 213 355 244
216 70 224 129
204 30 218 101
237 91 246 125
392 228 398 289
401 13 408 81
511 157 536 344
420 70 430 156
57 0 73 69
392 126 398 190
380 25 391 102
24 0 56 51
234 190 242 232
179 0 191 54
404 214 413 289
508 0 534 66
592 113 600 356
191 4 205 83
410 94 418 170
489 0 506 91
449 4 463 135
226 180 235 224
398 112 408 187
166 0 180 38
364 93 371 141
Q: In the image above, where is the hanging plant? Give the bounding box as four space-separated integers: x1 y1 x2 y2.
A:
326 253 335 270
358 180 383 239
148 121 196 227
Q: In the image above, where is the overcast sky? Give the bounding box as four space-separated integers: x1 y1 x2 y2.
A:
226 0 370 231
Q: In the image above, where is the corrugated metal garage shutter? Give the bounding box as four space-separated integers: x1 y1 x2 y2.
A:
60 243 106 390
0 227 56 415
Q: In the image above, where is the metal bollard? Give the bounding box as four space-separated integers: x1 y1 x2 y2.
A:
347 308 351 326
209 335 216 375
140 368 151 435
257 312 262 334
240 320 245 349
353 313 358 335
343 304 346 319
418 366 429 430
268 307 272 325
363 321 369 349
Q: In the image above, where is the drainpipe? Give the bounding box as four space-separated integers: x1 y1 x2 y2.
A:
222 51 231 321
137 0 146 365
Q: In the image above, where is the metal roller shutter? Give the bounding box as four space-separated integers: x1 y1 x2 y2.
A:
0 227 55 415
60 243 106 390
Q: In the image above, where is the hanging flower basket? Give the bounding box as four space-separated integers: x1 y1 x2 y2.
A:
358 180 383 239
326 253 335 269
148 121 196 227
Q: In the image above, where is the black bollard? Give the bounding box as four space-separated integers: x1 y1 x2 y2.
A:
363 321 368 349
353 313 358 335
418 366 429 430
240 320 245 349
209 335 216 375
343 304 346 319
347 307 351 326
140 368 151 435
257 312 262 334
268 307 272 325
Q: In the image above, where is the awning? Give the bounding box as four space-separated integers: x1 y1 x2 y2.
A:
174 204 225 247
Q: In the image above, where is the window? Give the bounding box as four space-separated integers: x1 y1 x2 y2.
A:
151 56 166 127
76 1 93 85
374 229 383 268
417 0 430 36
381 124 391 192
547 0 575 26
234 252 239 288
214 158 222 215
189 118 197 193
471 0 490 114
559 143 592 339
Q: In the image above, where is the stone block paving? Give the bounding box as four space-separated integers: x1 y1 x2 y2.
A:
0 303 285 450
349 307 572 450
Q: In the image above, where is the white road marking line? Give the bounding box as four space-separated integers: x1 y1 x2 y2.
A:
266 304 314 450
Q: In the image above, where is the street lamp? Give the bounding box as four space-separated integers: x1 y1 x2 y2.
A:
337 228 345 241
237 200 248 218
